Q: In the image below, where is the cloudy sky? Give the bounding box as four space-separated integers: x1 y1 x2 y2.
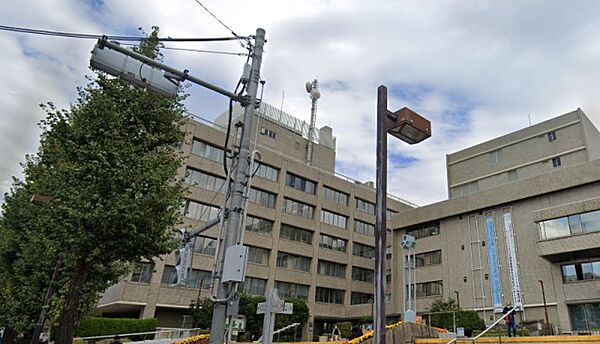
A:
1 0 600 206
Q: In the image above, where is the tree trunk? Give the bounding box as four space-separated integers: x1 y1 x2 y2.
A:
54 260 90 344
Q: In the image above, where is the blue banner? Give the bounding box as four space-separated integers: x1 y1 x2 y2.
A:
485 214 503 312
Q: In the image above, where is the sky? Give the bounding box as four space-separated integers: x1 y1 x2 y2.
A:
1 0 600 206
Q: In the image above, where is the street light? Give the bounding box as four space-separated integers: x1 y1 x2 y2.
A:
375 85 431 344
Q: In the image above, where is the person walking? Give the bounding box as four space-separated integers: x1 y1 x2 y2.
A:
331 325 341 341
502 302 517 337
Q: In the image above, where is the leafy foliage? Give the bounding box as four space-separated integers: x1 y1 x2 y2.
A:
76 317 158 337
428 298 485 337
0 26 186 343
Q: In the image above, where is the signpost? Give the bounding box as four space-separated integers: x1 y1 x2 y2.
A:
258 289 294 344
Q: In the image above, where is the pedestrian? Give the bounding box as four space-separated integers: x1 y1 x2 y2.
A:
331 325 341 341
502 302 517 337
110 335 123 344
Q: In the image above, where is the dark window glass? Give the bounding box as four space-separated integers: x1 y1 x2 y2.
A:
286 173 316 195
247 246 270 265
283 198 315 219
319 234 347 252
317 260 346 278
315 287 344 304
548 131 557 142
568 303 600 331
323 186 348 206
240 277 267 296
280 224 313 245
275 281 309 299
131 262 153 283
405 222 440 239
248 188 276 208
353 242 375 259
552 157 561 167
255 163 279 182
415 250 442 267
351 292 373 305
352 267 374 282
356 198 375 215
193 236 217 256
245 216 273 235
277 252 311 272
354 220 375 236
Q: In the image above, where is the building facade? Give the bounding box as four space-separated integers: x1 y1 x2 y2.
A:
392 109 600 333
97 103 414 339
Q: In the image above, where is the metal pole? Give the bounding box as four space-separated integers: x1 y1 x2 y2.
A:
375 85 388 344
30 258 62 344
306 79 318 165
539 280 550 330
209 28 266 344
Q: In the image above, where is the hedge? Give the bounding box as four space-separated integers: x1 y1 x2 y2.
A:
76 317 159 337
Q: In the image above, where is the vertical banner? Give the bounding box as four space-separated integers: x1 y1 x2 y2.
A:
485 213 503 313
503 210 523 309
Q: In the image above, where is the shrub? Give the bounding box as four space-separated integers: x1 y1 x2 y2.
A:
76 317 158 337
335 322 352 339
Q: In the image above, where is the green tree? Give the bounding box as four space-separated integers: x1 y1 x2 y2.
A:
428 298 485 337
0 27 186 344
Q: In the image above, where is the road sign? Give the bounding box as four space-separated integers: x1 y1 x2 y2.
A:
230 315 246 331
457 327 465 337
257 300 290 314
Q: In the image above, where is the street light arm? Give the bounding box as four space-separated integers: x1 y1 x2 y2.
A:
97 39 249 105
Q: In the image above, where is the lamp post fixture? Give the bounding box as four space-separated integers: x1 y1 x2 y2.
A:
375 85 431 344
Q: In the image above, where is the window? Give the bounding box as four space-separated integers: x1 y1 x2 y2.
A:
410 280 443 298
561 260 600 282
277 252 311 272
321 210 347 229
356 198 375 215
552 157 561 167
353 243 375 259
248 187 276 208
490 149 503 165
247 246 270 265
191 139 226 163
507 170 518 182
415 250 442 267
548 131 557 142
354 220 375 236
317 260 346 278
352 267 374 282
386 209 398 220
386 246 392 260
455 181 479 197
351 292 373 305
275 281 309 299
385 269 392 284
283 198 315 219
260 127 277 139
538 210 600 239
323 186 348 206
319 234 347 252
245 216 273 235
194 236 217 256
184 168 225 193
405 222 440 239
280 224 313 245
316 287 344 304
255 163 279 182
161 266 211 289
385 293 392 303
240 277 267 296
286 173 316 194
131 262 153 283
183 200 220 222
568 303 600 331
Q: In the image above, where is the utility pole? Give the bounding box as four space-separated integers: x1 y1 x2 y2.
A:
210 28 266 344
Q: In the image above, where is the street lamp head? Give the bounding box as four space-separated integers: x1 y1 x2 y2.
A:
386 107 431 144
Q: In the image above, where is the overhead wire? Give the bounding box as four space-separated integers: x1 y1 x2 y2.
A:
191 0 249 49
119 43 248 56
0 24 247 42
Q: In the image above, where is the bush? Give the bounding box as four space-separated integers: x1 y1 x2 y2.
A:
335 322 352 339
76 317 158 337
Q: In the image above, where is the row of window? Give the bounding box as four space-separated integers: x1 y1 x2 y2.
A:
539 209 600 240
405 222 440 239
561 260 600 283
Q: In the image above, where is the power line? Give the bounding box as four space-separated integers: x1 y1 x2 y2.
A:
0 24 246 42
150 45 248 56
191 0 249 49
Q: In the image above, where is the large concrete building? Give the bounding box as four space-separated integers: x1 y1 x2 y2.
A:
392 108 600 333
97 103 414 338
98 106 600 336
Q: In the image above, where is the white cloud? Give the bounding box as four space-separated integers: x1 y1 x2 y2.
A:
1 0 600 206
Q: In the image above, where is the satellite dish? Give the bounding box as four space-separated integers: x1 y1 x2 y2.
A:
305 81 313 93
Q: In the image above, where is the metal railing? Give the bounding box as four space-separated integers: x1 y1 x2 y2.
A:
74 328 205 344
446 307 517 344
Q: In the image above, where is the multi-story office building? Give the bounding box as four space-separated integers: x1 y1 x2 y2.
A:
392 109 600 333
98 106 600 335
97 103 414 338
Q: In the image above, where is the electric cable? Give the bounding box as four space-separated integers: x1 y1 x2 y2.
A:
0 24 247 42
191 0 249 48
120 43 248 56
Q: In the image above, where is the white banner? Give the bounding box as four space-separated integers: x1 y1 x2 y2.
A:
503 211 522 309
